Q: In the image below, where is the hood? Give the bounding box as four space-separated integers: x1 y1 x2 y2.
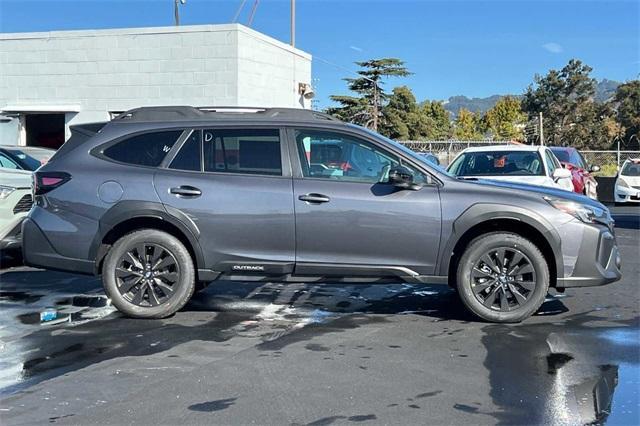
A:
459 177 606 210
617 174 640 186
0 169 33 188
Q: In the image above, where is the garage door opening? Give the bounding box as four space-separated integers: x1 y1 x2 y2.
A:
25 113 65 149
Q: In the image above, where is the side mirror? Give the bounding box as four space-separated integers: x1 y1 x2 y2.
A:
552 167 572 181
590 165 601 173
388 166 418 189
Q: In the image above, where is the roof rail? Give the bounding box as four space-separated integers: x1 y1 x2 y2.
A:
113 106 339 123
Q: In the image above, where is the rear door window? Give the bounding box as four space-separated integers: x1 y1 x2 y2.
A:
103 130 182 167
169 131 201 172
202 129 282 176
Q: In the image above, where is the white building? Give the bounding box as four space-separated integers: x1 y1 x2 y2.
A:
0 24 312 149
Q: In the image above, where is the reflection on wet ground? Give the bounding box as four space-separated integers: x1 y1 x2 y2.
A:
483 313 639 425
1 267 638 425
2 216 640 426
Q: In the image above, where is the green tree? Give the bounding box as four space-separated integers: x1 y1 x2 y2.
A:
612 80 640 144
453 108 483 140
522 59 615 149
483 96 526 140
326 58 411 131
419 101 452 139
382 86 417 140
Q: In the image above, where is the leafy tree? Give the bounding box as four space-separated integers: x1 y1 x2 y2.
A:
483 96 526 140
420 101 452 139
521 59 615 149
612 80 640 144
382 86 418 140
327 58 411 131
453 108 483 140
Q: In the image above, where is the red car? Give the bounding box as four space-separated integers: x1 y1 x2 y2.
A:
550 147 599 199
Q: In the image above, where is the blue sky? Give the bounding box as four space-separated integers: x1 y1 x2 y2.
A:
0 0 638 109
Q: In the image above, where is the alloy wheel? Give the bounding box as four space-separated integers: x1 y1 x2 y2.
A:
470 248 537 312
115 243 180 307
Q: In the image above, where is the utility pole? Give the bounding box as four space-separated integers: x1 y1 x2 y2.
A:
538 112 544 146
290 0 296 47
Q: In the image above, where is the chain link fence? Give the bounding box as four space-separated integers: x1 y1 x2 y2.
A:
399 140 640 176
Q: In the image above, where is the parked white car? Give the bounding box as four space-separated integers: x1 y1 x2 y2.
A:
614 158 640 204
447 145 574 191
0 169 33 251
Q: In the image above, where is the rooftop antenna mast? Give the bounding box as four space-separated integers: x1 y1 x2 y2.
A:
174 0 186 26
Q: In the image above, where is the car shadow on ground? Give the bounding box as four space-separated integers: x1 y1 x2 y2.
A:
0 269 572 396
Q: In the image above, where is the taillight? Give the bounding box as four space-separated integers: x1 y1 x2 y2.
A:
34 172 71 195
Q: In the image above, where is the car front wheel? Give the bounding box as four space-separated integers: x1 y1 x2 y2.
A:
456 232 549 323
103 229 195 318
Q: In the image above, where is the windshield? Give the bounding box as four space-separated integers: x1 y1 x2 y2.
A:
7 148 52 171
550 148 570 163
621 161 640 176
355 125 454 176
448 151 544 176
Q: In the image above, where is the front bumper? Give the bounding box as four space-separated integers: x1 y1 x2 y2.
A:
0 219 24 251
615 186 640 203
22 218 95 274
556 224 622 288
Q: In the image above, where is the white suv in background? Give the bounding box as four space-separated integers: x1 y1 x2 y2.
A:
615 158 640 204
447 145 574 192
0 169 33 252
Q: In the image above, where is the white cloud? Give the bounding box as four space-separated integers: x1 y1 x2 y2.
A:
349 45 364 52
542 42 563 53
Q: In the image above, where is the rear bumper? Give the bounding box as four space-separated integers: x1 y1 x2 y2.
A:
556 225 622 288
22 218 95 275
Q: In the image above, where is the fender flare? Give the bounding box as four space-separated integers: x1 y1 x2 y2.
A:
437 203 564 279
89 200 204 269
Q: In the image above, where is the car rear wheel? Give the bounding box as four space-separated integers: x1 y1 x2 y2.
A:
456 232 549 323
103 229 195 319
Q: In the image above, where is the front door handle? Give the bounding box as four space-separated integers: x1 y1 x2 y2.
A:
298 193 330 204
170 186 202 198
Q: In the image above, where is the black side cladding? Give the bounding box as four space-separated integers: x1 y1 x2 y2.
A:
51 122 107 161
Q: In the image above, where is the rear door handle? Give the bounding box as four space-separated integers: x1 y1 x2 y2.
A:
170 186 202 198
298 193 330 204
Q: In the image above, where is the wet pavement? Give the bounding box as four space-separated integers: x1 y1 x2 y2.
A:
0 207 638 425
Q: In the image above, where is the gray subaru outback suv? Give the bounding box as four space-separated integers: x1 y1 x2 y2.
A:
22 107 622 322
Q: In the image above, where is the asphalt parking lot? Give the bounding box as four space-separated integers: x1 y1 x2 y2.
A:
0 206 638 425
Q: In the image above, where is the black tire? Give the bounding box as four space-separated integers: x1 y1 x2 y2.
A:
103 229 195 319
455 232 549 323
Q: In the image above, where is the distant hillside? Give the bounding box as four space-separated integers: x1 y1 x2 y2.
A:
443 95 504 116
595 79 620 103
443 79 620 116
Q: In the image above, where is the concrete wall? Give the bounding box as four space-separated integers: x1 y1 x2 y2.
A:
0 24 312 146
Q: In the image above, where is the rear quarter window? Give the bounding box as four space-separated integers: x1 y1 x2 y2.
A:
103 130 182 167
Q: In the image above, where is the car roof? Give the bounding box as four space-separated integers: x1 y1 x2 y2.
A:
111 106 341 125
1 145 56 153
549 146 576 152
461 144 543 153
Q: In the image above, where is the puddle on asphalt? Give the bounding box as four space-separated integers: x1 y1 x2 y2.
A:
0 280 461 394
2 275 638 425
482 313 640 425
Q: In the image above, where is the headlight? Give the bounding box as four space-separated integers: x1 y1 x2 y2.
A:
544 197 607 224
616 179 629 188
0 185 16 200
